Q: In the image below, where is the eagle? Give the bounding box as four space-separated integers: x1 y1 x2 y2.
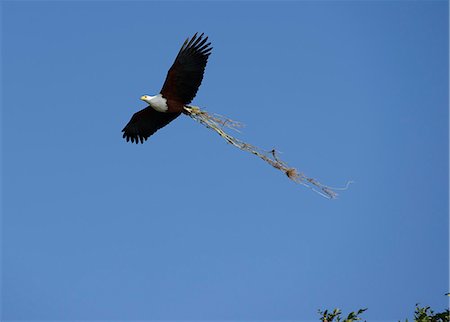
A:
122 33 212 144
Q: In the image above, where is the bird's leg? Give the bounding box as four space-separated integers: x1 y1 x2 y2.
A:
183 105 201 115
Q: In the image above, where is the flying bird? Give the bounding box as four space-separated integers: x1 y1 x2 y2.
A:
122 33 212 144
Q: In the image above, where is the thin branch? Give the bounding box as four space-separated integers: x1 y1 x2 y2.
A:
184 105 352 199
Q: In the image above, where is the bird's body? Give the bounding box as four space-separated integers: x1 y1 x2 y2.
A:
122 33 212 144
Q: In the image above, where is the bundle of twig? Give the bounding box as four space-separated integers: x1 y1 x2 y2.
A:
184 106 351 199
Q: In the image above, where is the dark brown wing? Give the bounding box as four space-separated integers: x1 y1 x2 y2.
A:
122 107 180 144
160 33 212 105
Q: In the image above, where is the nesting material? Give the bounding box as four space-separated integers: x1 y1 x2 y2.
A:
184 106 351 199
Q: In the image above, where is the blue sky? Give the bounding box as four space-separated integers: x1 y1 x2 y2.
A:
1 1 448 321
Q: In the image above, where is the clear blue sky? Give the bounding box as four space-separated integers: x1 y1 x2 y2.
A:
1 1 448 321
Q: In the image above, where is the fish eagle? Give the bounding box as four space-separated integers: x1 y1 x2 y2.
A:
122 33 212 144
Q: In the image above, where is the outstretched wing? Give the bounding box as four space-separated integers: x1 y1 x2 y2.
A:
160 33 212 105
122 107 180 144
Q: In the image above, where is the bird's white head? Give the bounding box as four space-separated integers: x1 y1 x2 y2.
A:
140 95 154 104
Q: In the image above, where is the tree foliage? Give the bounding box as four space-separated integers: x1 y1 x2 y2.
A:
317 303 449 322
407 304 450 322
318 308 367 322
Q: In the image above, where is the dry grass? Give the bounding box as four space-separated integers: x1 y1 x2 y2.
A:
184 106 352 199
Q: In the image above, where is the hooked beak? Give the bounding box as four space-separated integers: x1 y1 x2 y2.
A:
140 95 146 101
